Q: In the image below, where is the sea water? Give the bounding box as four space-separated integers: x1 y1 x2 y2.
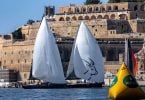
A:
0 87 144 100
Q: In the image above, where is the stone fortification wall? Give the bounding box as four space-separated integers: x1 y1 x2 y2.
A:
0 40 34 81
57 2 145 21
21 19 145 40
20 2 145 40
1 2 145 82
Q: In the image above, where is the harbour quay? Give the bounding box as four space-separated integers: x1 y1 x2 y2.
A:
0 2 144 86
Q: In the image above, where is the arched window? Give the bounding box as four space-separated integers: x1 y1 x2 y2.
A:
72 16 77 20
95 7 99 12
78 16 83 20
84 16 89 20
66 17 70 21
110 14 115 19
104 15 109 19
59 17 64 21
97 15 103 19
82 7 86 13
91 15 96 20
88 7 92 12
75 8 80 13
119 14 127 20
107 6 111 11
114 6 118 10
102 8 105 12
101 7 105 12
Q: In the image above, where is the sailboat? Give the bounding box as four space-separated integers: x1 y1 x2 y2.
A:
66 22 104 87
22 17 66 89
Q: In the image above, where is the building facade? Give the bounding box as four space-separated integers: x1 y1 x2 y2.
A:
0 2 145 82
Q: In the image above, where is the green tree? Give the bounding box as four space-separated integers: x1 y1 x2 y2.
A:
85 0 101 5
108 0 144 3
108 0 120 3
11 28 23 40
27 19 35 25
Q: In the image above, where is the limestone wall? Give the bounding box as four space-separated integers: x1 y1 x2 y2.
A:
0 40 34 81
1 2 145 82
56 2 145 21
21 19 145 40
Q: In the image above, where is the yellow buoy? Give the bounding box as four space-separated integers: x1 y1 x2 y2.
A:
108 63 145 99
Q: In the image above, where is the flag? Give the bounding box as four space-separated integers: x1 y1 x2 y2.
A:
125 38 138 76
132 51 138 76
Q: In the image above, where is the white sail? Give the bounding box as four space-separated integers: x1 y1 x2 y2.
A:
32 17 66 84
67 22 104 83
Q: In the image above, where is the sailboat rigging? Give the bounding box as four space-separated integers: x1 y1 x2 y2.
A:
23 20 104 89
66 21 104 87
22 17 66 89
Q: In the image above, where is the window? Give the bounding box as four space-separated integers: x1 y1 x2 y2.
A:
72 16 77 20
75 8 79 13
95 7 99 11
88 7 92 12
59 17 64 21
114 6 118 10
25 59 26 63
82 8 86 12
24 73 27 79
134 5 138 11
11 60 13 64
66 17 70 21
78 16 83 20
107 6 111 11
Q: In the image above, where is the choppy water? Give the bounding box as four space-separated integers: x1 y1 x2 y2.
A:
0 87 144 100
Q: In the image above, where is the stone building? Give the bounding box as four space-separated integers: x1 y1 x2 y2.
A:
0 36 34 81
21 2 145 39
0 2 145 82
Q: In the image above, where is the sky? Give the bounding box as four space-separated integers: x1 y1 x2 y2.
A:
0 0 106 34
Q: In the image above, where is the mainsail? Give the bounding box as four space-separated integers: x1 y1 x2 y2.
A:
32 17 66 84
67 22 104 83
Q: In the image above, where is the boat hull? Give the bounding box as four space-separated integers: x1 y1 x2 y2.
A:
22 83 103 89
